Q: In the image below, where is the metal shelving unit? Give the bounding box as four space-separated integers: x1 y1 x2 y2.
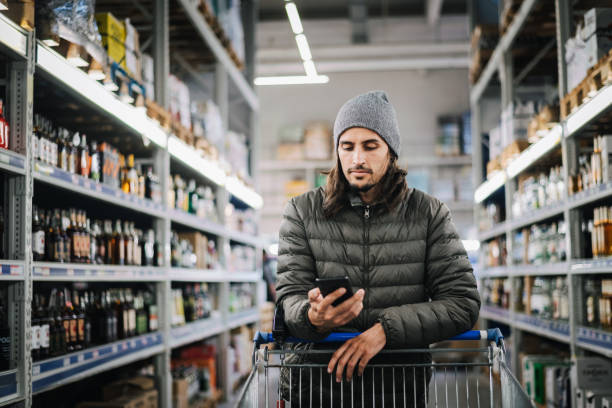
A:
0 2 264 407
470 0 612 393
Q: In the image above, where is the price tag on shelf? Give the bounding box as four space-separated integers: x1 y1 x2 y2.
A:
92 350 99 359
63 358 70 367
77 354 84 363
33 365 41 376
111 345 118 353
66 269 74 276
130 340 136 348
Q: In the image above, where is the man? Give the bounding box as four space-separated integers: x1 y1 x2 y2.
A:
275 90 480 407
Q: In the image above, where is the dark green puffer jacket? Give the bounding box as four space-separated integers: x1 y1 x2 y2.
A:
276 186 480 347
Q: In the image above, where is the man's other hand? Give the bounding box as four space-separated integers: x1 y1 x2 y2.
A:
307 287 364 332
327 323 386 382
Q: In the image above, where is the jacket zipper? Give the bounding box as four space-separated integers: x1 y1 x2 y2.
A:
363 205 370 329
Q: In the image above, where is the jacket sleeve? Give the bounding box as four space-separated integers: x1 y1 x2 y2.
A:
378 202 481 348
275 199 329 341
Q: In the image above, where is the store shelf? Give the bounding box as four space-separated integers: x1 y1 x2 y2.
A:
35 42 168 149
478 221 508 241
566 83 612 138
33 162 166 218
225 176 263 210
576 326 612 358
176 0 258 112
509 203 565 231
477 266 508 278
509 262 568 276
227 308 259 329
513 313 571 344
0 370 18 402
227 230 264 248
168 136 225 186
0 14 28 59
32 332 164 394
170 314 225 349
32 262 166 282
570 258 612 274
0 261 24 281
506 125 562 179
469 0 539 104
480 305 512 325
169 268 259 282
0 149 26 176
474 171 506 204
169 209 227 237
568 182 612 210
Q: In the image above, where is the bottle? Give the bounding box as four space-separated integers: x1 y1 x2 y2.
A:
65 289 77 352
31 294 41 361
113 220 125 265
60 211 70 263
126 289 136 337
32 206 46 261
171 233 180 267
82 213 91 264
94 221 105 264
126 155 139 195
120 155 129 193
154 236 163 267
39 294 51 360
104 220 114 264
124 221 133 266
168 176 175 209
135 292 147 335
68 132 79 174
90 141 100 182
132 225 141 266
58 289 71 353
145 290 158 332
184 285 195 323
145 167 161 203
78 134 90 178
187 180 198 214
68 209 79 263
143 230 155 266
32 114 40 162
73 291 84 351
0 290 10 370
0 99 10 150
83 292 92 347
49 210 63 262
585 278 601 328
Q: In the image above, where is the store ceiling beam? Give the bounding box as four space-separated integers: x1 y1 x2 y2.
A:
129 0 153 20
426 0 444 26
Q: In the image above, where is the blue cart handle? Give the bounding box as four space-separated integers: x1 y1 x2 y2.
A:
254 329 503 348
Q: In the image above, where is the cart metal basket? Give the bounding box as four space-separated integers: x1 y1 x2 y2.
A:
235 329 533 407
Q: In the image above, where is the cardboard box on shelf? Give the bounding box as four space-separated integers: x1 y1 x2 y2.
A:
285 179 309 199
501 140 531 168
486 156 502 179
77 390 156 408
3 0 34 30
303 122 332 160
522 355 566 405
277 143 304 161
103 377 155 401
96 12 126 70
178 232 209 270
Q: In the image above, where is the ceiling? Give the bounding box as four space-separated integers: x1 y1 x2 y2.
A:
258 0 468 21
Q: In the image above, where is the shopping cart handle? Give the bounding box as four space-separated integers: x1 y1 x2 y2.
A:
254 329 503 347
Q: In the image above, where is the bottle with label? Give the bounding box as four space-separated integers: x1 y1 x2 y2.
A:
65 289 77 352
38 294 50 360
113 220 125 265
68 209 79 263
123 221 133 266
135 292 147 335
78 134 90 178
0 99 10 150
73 291 85 351
132 224 141 266
144 290 158 332
82 292 92 348
171 233 180 267
143 229 154 266
106 291 117 342
60 211 70 263
31 294 41 361
187 180 198 214
120 155 129 193
145 167 161 203
126 289 136 337
32 206 45 261
104 220 114 265
68 132 79 174
32 114 40 162
50 288 64 356
126 154 139 195
584 278 601 328
89 141 100 182
58 289 71 354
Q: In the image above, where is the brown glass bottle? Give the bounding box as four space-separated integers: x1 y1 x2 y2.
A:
113 220 125 265
73 291 85 350
123 221 133 266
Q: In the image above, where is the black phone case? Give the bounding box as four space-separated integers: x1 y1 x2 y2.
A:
316 277 354 307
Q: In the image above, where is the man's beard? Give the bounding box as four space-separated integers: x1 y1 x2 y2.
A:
349 183 375 193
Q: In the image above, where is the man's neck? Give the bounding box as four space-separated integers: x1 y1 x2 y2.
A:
359 190 377 204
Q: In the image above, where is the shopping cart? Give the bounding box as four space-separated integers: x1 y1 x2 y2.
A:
235 326 533 408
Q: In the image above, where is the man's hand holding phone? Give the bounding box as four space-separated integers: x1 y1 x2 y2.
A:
307 286 364 332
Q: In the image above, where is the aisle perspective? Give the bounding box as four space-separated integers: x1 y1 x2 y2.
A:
0 2 264 407
472 0 612 406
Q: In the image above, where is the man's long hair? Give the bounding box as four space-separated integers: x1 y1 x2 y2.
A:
322 154 408 218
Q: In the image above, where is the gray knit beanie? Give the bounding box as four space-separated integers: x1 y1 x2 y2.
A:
333 90 401 157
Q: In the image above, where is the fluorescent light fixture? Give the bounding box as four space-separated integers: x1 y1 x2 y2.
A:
168 136 226 186
226 176 264 209
506 125 562 178
36 44 168 149
42 39 59 47
474 171 506 204
285 3 303 34
462 240 480 252
566 84 612 137
295 34 312 61
254 75 329 86
303 60 317 77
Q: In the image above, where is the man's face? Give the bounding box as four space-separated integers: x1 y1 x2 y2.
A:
338 128 390 193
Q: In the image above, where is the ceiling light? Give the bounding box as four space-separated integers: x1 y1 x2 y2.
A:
303 60 317 77
295 34 312 61
285 3 303 34
254 75 329 86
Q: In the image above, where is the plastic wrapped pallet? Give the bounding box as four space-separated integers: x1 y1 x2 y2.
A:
168 75 191 130
227 131 249 179
303 122 332 160
141 53 154 100
123 18 141 81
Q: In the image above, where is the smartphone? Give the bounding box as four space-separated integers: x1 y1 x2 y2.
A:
315 276 354 307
